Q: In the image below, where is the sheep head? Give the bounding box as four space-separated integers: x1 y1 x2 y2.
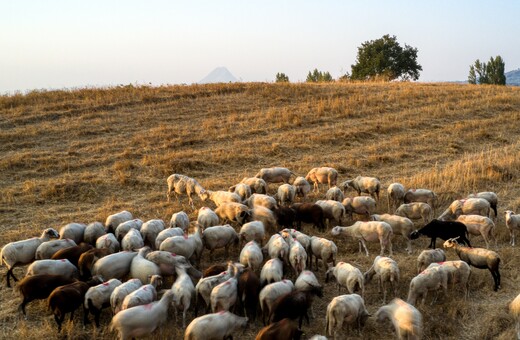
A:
443 237 460 249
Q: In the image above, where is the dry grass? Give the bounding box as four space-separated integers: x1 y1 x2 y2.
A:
1 82 520 339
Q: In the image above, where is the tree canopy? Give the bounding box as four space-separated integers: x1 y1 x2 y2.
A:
468 56 506 85
275 72 289 83
306 69 333 83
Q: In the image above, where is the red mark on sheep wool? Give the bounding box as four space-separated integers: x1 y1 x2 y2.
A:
143 303 153 310
103 282 110 286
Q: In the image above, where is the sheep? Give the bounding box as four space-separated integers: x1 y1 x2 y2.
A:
281 229 312 259
309 236 337 272
121 228 144 251
295 270 321 292
154 227 184 250
96 233 121 253
331 221 393 256
404 189 437 213
325 294 370 339
510 293 520 340
249 206 277 234
203 263 229 278
456 214 496 249
325 262 365 297
110 278 142 315
214 202 251 226
468 191 498 218
105 210 133 233
200 190 242 207
256 318 303 340
416 249 446 273
51 242 93 267
170 211 190 230
194 262 236 316
83 222 106 246
83 278 123 326
410 219 471 249
115 219 143 241
59 223 87 244
284 236 307 277
339 176 381 200
26 259 78 279
17 274 77 317
197 207 220 229
263 233 290 264
92 251 138 280
255 166 295 185
342 196 376 221
375 298 423 340
305 167 338 192
159 225 203 265
276 183 296 206
171 265 195 328
238 267 261 321
110 290 174 340
326 186 345 202
35 238 77 259
438 198 491 221
146 251 201 282
293 176 312 199
407 265 448 306
210 267 240 313
315 199 346 227
371 214 414 254
260 258 284 286
259 280 295 325
387 182 405 212
245 193 278 210
229 183 252 200
201 224 239 257
166 173 206 208
290 203 325 232
184 311 248 340
270 285 324 329
47 275 104 332
427 261 471 299
1 227 60 287
129 246 161 285
239 221 265 247
78 248 112 279
140 219 165 250
241 177 268 195
395 202 433 225
443 237 501 291
121 274 162 310
240 241 264 271
364 256 400 303
505 210 520 246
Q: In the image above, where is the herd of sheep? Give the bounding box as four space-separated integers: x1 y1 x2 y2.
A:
2 166 520 339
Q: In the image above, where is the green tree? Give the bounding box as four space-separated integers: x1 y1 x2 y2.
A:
306 69 333 82
350 34 422 81
275 72 289 83
468 56 505 85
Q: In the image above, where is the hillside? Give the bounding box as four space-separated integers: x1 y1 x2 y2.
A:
506 68 520 86
1 82 520 339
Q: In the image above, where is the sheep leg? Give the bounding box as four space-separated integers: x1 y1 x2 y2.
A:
360 240 369 256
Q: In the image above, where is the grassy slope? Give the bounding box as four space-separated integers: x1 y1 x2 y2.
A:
0 82 519 339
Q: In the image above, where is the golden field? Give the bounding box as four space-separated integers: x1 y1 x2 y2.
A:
1 82 520 339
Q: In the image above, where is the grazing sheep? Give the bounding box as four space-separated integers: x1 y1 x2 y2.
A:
249 206 277 235
197 207 219 229
214 202 251 226
200 190 242 207
260 280 295 325
325 294 370 339
92 251 138 280
154 227 184 250
395 202 433 225
194 262 236 316
26 259 78 279
261 258 284 286
331 222 393 256
364 256 399 303
240 241 264 271
468 191 498 218
51 242 94 267
229 183 252 200
371 214 414 254
170 211 190 230
309 236 337 272
84 278 123 326
105 210 133 234
457 214 496 249
35 238 77 260
281 229 312 258
407 265 448 306
129 247 160 285
1 227 60 287
343 196 376 221
293 176 312 199
184 311 248 340
121 228 144 251
375 298 423 340
404 189 437 213
427 261 471 299
239 221 266 247
340 176 381 200
410 219 471 249
416 249 446 274
121 275 162 310
115 219 143 242
438 198 491 221
276 183 297 207
59 223 86 244
245 193 278 210
270 285 324 329
315 199 346 227
78 248 112 279
509 293 520 340
96 233 120 253
201 224 239 257
110 290 174 340
241 177 268 195
326 186 345 202
326 262 365 297
210 268 240 313
146 251 201 282
290 203 325 232
110 278 142 314
159 225 203 265
305 167 338 192
166 173 206 208
83 222 106 246
443 237 501 291
140 219 165 250
387 183 405 212
171 265 195 328
263 233 290 264
255 167 295 185
505 210 520 246
284 237 307 277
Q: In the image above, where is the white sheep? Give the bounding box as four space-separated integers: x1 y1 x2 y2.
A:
92 251 138 280
375 298 423 340
456 214 496 249
342 196 376 221
438 198 490 221
325 262 365 297
293 176 312 199
146 251 201 281
417 248 446 273
263 233 289 264
331 222 393 256
468 191 498 218
121 274 163 310
110 290 174 340
404 189 437 213
35 238 77 259
427 261 471 299
1 227 60 287
245 193 278 210
259 279 295 325
294 270 322 318
407 265 448 306
250 206 277 234
194 262 236 316
140 219 165 250
26 259 78 279
96 233 121 253
371 214 414 254
170 211 190 230
171 265 195 328
326 186 345 202
255 166 295 185
214 202 251 226
305 167 338 192
184 311 248 340
276 183 296 206
110 278 142 314
325 294 370 339
284 236 307 277
395 202 433 225
105 210 133 233
239 241 263 271
509 293 520 340
239 221 265 247
201 224 239 257
84 278 123 327
197 207 220 229
59 223 86 244
83 222 106 245
229 183 252 200
240 177 267 195
154 227 184 250
260 258 284 286
309 236 337 272
129 247 161 285
505 210 520 246
200 190 242 207
115 219 143 241
364 256 399 303
340 176 381 200
166 173 206 208
281 229 311 256
210 269 239 313
387 182 405 212
159 225 203 265
121 228 144 251
316 199 346 227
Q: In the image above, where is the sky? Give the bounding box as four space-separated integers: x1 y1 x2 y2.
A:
1 1 519 93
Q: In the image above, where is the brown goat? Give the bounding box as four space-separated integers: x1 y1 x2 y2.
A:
78 248 111 279
290 203 325 232
256 318 303 340
238 268 261 321
270 286 324 329
51 242 93 267
203 264 228 278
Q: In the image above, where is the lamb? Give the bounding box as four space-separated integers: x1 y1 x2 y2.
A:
443 237 501 291
197 207 219 229
171 265 195 328
78 248 112 279
276 183 297 206
427 261 471 299
214 202 251 226
35 238 77 259
315 199 346 227
146 251 201 282
331 222 393 256
387 182 405 212
83 222 106 245
249 206 278 234
290 203 325 232
201 224 239 257
110 290 174 340
395 202 433 225
140 219 165 250
342 196 376 221
375 298 423 340
410 219 471 249
305 167 338 192
404 189 437 213
371 214 414 254
364 256 400 303
505 210 520 246
256 318 303 340
96 233 120 253
59 223 87 244
115 219 143 241
468 191 498 218
166 173 206 208
210 266 240 313
270 285 324 329
259 280 295 325
325 294 370 339
260 258 284 286
456 214 496 249
170 211 190 230
240 241 264 271
255 166 295 185
238 267 261 321
121 228 144 251
110 278 142 314
245 193 278 210
51 242 93 267
241 177 268 194
121 274 162 310
229 183 252 200
510 293 520 340
1 227 60 287
417 249 446 273
105 210 133 233
438 198 491 221
292 176 312 199
340 176 381 200
326 186 345 202
326 262 365 297
92 251 138 280
26 259 78 279
407 265 448 306
159 225 203 265
184 311 248 340
284 237 307 277
194 262 236 316
84 278 123 326
129 246 161 285
154 227 184 249
200 190 242 207
263 233 290 264
309 236 337 271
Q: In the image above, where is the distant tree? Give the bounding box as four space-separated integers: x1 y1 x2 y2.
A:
350 34 422 81
275 72 289 83
306 69 333 83
468 56 505 85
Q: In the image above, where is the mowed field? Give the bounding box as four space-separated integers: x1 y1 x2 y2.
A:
1 82 520 339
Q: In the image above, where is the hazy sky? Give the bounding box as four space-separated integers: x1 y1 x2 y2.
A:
1 1 519 93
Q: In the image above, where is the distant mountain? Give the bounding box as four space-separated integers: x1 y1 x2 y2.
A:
198 67 238 84
506 69 520 86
